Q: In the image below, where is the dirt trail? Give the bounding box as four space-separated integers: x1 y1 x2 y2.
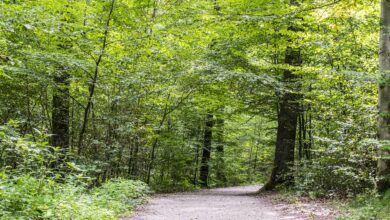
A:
129 185 306 220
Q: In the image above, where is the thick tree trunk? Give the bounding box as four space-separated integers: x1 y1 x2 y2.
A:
263 35 301 191
378 0 390 192
199 113 214 187
51 70 70 154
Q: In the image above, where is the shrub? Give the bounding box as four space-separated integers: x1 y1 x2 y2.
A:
0 175 149 219
0 123 149 219
337 190 390 220
293 138 378 198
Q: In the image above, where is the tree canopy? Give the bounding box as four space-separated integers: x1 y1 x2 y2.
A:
1 0 389 219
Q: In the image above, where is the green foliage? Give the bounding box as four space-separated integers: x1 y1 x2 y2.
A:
0 122 64 179
0 175 58 219
0 124 149 219
0 175 149 220
338 190 390 220
0 0 388 218
92 178 149 211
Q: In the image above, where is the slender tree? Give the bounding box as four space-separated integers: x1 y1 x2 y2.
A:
78 0 115 154
378 0 390 191
215 116 227 185
199 113 214 187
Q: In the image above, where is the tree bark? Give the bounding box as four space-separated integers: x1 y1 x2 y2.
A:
199 113 214 187
215 117 227 185
263 20 302 191
193 143 200 185
298 110 303 160
378 0 390 192
51 69 70 154
50 3 72 159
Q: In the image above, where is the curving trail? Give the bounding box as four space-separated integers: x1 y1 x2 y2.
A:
129 185 304 220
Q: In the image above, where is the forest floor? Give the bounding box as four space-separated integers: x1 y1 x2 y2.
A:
128 185 337 220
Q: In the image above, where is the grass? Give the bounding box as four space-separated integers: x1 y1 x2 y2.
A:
337 190 390 220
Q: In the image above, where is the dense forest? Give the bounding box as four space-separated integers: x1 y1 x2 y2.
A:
1 0 390 219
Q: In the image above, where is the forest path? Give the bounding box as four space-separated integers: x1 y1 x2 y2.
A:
129 185 302 220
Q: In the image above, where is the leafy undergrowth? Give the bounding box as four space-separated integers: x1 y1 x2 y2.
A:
0 176 149 219
0 123 150 219
150 179 200 193
337 190 390 220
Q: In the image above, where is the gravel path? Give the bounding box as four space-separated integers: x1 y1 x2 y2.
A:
129 185 302 220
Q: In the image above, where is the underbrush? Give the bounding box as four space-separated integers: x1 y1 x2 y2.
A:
287 137 390 219
150 179 199 193
0 123 149 219
337 190 390 220
0 176 149 219
292 138 378 198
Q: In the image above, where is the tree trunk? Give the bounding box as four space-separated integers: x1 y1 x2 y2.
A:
303 109 311 160
128 134 140 177
199 113 214 187
263 23 302 191
51 70 70 155
298 110 303 160
306 86 313 160
50 3 73 162
146 94 170 184
299 100 311 161
193 143 200 185
378 0 390 192
78 0 115 154
215 117 227 185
